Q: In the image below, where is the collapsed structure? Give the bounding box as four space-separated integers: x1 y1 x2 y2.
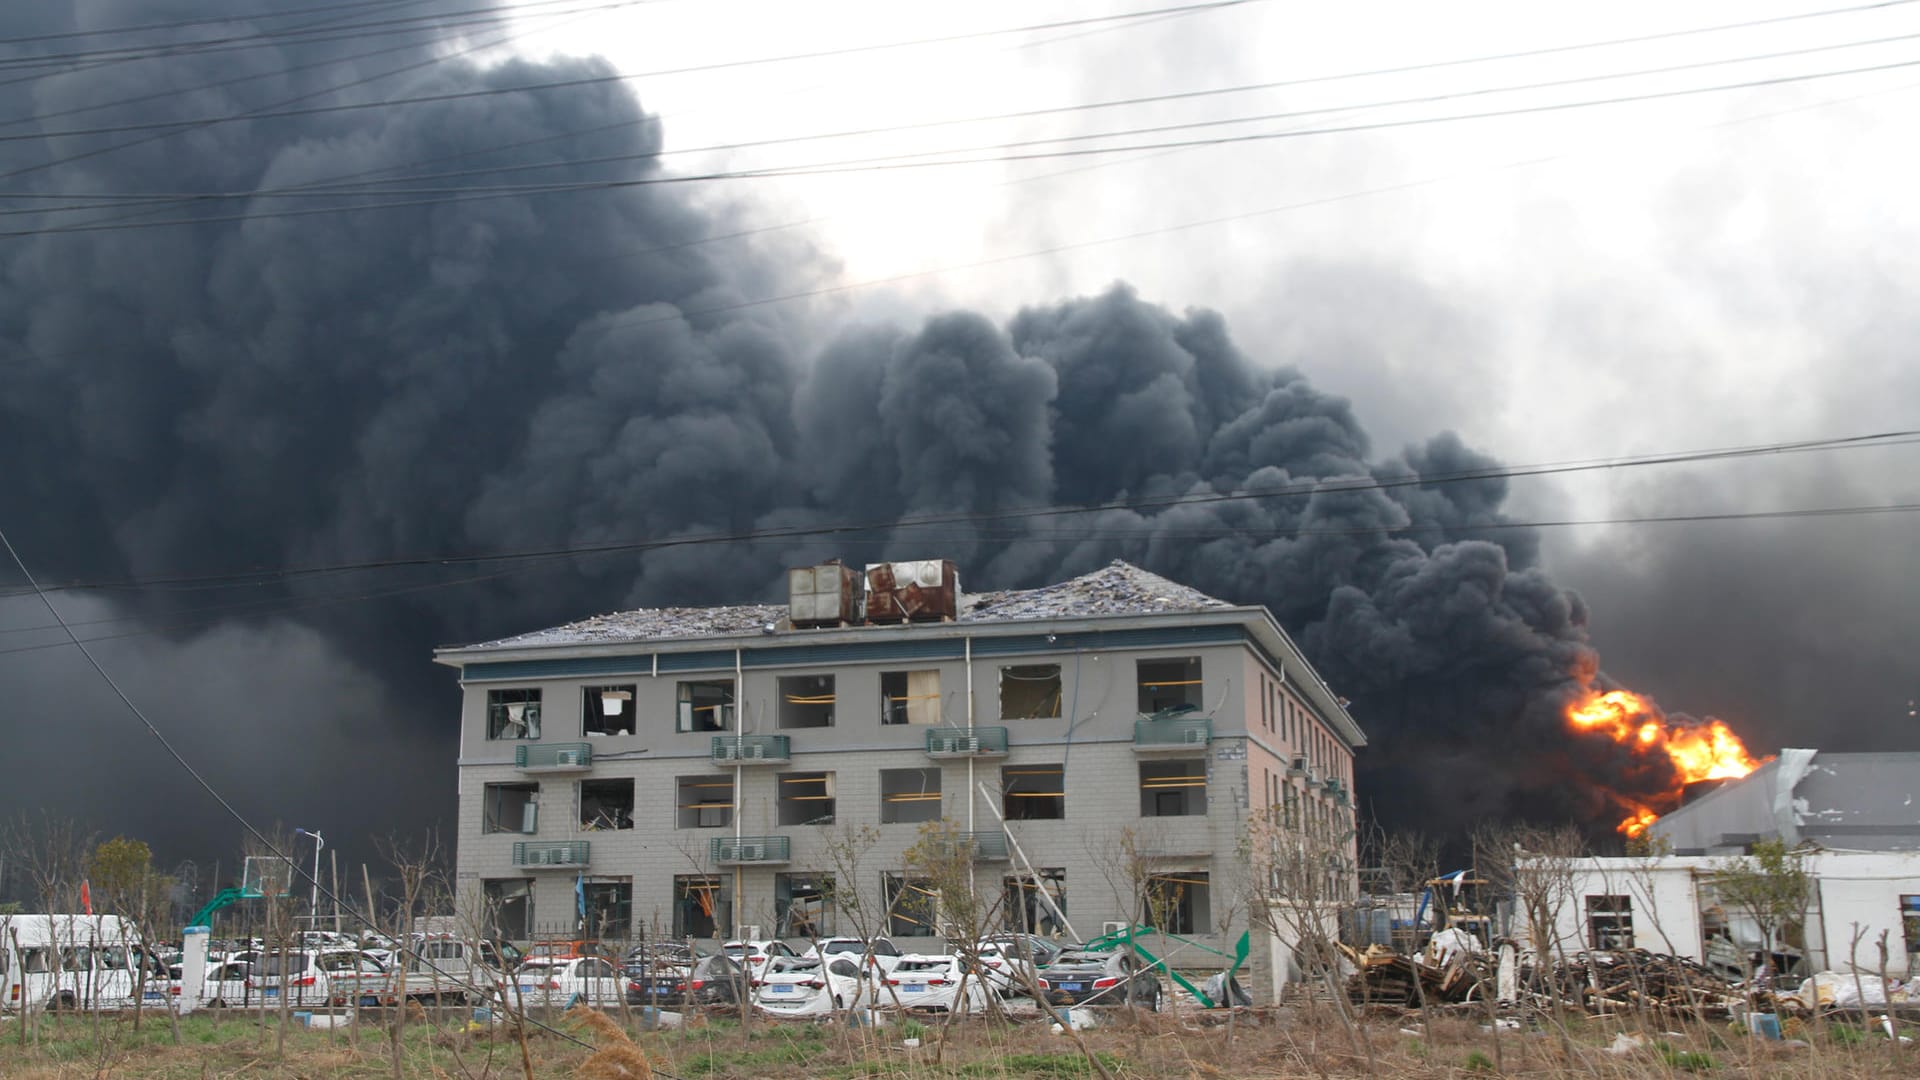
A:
437 559 1365 1003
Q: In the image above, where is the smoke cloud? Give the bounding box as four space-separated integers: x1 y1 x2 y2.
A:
0 1 1771 866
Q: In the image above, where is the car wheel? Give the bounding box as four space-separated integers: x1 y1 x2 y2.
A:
1143 984 1161 1012
207 997 229 1010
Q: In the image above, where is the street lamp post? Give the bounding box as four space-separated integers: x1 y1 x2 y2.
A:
294 829 323 932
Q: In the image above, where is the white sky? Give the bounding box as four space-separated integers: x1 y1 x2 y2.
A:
496 0 1920 537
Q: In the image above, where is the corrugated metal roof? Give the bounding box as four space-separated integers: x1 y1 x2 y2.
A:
462 560 1231 651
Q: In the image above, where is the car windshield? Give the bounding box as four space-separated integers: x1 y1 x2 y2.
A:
768 957 819 974
894 959 954 974
257 955 309 976
821 941 862 954
1049 953 1107 967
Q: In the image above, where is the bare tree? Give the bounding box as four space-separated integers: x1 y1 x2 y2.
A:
4 812 94 1037
379 830 448 1080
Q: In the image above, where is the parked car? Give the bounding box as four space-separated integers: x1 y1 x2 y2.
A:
250 948 386 1008
881 954 994 1014
803 936 903 974
508 956 626 1008
519 939 614 967
971 938 1058 996
721 939 799 985
625 953 746 1008
751 955 870 1018
172 959 254 1009
1035 949 1161 1010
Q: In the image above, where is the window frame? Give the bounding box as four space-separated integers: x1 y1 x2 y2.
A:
879 767 942 824
881 669 943 725
999 664 1063 720
675 774 736 829
482 781 540 835
1003 764 1065 820
1137 656 1204 715
776 673 836 729
677 679 735 733
486 688 542 740
777 771 836 827
582 684 637 737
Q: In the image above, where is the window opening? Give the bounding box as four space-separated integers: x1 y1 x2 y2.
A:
583 879 632 939
1002 764 1065 820
1586 895 1635 950
1138 657 1204 714
1143 871 1210 934
778 772 836 826
676 775 735 828
881 670 942 725
487 688 541 740
776 874 836 938
677 679 734 733
880 768 942 824
674 875 729 939
884 873 940 938
580 779 635 830
583 684 636 736
483 782 539 834
1903 896 1920 956
1000 664 1062 720
481 879 533 941
777 674 835 729
1139 761 1206 817
1003 868 1067 936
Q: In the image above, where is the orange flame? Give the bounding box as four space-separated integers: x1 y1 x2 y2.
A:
1566 689 1767 835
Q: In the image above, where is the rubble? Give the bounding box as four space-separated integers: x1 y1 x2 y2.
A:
1544 950 1741 1016
466 560 1232 650
1341 943 1488 1006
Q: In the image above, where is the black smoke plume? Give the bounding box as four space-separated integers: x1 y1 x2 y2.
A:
0 1 1696 864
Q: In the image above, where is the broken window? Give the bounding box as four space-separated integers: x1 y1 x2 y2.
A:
1003 764 1065 820
1143 871 1210 935
776 873 836 938
483 782 539 834
677 679 734 733
674 875 729 939
1904 896 1920 956
1138 657 1203 714
580 779 635 831
1139 761 1206 817
999 664 1062 720
583 879 632 940
884 873 940 938
777 674 835 729
583 684 636 736
778 771 836 826
1004 868 1067 936
1586 895 1634 950
881 670 942 725
880 768 941 824
676 775 735 829
482 879 533 941
486 688 541 740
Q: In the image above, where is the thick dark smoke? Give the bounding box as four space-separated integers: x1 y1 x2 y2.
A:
0 2 1734 873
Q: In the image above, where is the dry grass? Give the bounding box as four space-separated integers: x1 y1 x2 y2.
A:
1 1005 1915 1078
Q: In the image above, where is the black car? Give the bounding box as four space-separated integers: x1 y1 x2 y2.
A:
1036 949 1161 1010
622 942 696 981
625 953 746 1007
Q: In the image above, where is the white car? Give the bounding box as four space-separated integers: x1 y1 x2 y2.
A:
971 940 1048 997
881 954 993 1014
720 939 799 986
250 948 385 1007
177 959 254 1009
508 956 626 1008
802 936 904 975
752 955 871 1017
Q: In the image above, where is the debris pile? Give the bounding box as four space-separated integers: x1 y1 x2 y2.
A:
963 560 1231 621
1341 943 1486 1006
1546 950 1740 1015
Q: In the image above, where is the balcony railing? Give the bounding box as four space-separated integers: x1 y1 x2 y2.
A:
949 831 1010 861
709 835 791 864
711 734 791 764
512 841 589 869
924 726 1009 758
516 742 592 771
1133 718 1212 752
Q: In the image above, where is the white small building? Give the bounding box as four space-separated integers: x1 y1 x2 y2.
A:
1526 851 1920 980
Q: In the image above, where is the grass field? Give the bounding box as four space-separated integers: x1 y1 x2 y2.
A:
0 1004 1912 1078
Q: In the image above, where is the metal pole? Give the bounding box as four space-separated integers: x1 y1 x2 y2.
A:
295 829 323 930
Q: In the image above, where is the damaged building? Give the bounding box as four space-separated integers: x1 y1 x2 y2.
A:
1528 750 1920 979
436 559 1364 1001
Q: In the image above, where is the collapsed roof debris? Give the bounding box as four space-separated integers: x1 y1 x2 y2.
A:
468 559 1233 650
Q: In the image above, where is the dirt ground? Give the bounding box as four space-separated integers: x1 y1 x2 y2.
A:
0 1003 1910 1078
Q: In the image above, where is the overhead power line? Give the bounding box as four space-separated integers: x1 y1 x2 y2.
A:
6 428 1914 598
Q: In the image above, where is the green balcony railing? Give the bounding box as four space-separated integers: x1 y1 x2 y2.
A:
710 734 790 764
1133 718 1212 750
515 742 592 770
956 831 1010 860
709 835 791 863
924 726 1009 757
512 841 589 868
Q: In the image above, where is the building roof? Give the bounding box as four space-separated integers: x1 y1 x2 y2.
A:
465 560 1234 651
1652 749 1920 853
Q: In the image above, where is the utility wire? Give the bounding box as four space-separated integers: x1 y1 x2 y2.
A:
7 428 1914 597
1 499 1917 658
7 46 1919 239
